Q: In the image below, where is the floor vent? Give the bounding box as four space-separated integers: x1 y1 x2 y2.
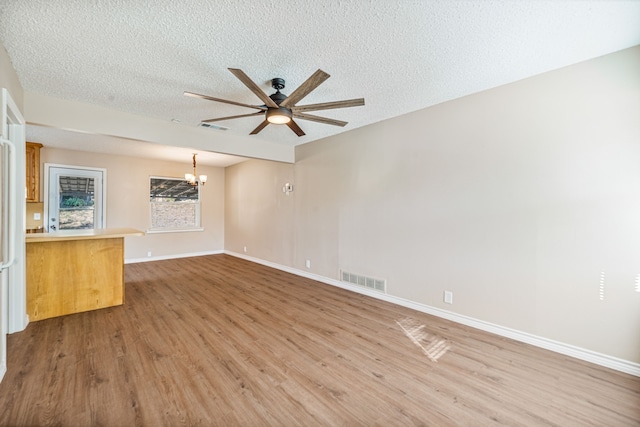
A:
199 122 228 131
340 270 386 293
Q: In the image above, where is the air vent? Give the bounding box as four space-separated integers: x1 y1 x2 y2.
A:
340 270 386 293
199 122 228 131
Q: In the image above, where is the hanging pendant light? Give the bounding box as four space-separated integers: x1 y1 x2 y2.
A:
185 153 207 186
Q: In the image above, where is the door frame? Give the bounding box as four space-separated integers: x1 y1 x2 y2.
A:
0 88 26 384
44 164 107 231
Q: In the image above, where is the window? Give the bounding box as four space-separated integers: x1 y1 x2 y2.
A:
149 177 202 232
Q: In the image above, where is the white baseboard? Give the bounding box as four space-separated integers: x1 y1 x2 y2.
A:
126 250 224 264
225 251 640 377
0 363 5 384
8 314 30 335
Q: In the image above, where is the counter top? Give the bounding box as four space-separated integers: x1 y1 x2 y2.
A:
25 227 144 243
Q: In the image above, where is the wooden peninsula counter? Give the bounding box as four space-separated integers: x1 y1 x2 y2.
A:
26 228 144 321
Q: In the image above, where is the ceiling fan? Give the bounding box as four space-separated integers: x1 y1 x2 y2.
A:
184 68 364 137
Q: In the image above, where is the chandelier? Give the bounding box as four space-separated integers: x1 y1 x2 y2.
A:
185 153 207 186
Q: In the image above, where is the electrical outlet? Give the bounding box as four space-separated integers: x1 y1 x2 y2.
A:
243 246 247 253
34 212 41 220
147 251 152 257
305 259 311 269
444 291 453 304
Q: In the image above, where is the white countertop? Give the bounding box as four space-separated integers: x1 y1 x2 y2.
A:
25 227 144 243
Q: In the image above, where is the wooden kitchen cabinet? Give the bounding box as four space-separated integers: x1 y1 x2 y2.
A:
26 142 43 202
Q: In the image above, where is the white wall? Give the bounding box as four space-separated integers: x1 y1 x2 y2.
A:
0 42 28 336
0 44 23 110
40 147 225 261
225 160 295 264
225 46 640 364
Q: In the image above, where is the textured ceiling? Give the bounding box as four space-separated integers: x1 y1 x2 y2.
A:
1 0 639 164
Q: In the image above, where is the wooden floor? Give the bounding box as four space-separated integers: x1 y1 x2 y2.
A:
1 255 638 426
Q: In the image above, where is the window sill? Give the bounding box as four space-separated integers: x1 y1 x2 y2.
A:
146 228 204 234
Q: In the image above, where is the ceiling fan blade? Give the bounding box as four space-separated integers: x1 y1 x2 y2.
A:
280 69 330 108
291 98 365 113
293 112 348 127
286 119 306 137
184 91 266 110
228 68 279 108
249 119 270 135
201 111 264 123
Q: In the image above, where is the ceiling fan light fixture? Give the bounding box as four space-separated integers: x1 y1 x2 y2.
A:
266 107 292 124
186 68 363 136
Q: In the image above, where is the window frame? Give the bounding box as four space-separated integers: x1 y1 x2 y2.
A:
147 175 203 234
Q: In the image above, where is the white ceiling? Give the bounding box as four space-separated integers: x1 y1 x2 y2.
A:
1 1 639 166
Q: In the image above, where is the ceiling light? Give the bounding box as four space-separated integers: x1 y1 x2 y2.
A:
185 153 207 186
266 107 292 124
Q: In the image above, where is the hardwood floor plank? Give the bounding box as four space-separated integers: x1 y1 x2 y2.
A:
0 254 638 426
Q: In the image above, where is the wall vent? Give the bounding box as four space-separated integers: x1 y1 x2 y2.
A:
340 270 386 293
199 122 228 131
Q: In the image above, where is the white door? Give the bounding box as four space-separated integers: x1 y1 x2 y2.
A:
45 165 106 231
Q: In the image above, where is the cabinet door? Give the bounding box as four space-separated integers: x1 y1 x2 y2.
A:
25 142 42 202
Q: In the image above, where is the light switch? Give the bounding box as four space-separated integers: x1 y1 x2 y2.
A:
34 213 41 220
444 291 453 304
